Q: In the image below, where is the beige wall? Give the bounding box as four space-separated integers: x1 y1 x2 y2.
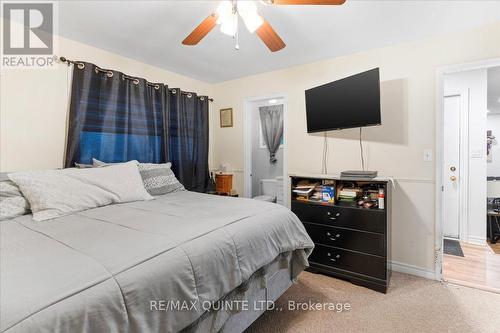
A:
0 35 212 172
210 22 500 274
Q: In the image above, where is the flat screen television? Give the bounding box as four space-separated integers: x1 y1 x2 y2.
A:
305 68 381 133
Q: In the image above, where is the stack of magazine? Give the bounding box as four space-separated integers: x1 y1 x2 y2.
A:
292 183 317 201
338 188 361 202
293 181 336 203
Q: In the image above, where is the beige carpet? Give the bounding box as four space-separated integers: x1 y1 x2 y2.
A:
246 272 500 333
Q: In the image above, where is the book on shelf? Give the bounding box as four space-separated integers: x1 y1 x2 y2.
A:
292 187 315 196
338 188 361 202
293 181 337 204
294 185 316 190
293 182 319 199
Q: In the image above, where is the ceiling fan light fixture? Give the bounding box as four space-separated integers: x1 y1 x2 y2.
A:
220 13 238 36
216 0 233 24
216 0 239 36
241 12 263 33
237 1 264 33
182 0 347 52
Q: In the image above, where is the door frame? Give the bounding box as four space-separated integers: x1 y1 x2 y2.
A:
442 91 468 241
435 57 500 281
243 93 288 204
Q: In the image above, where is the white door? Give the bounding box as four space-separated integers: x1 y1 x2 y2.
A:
443 95 461 238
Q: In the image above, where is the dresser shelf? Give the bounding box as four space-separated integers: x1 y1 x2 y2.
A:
292 199 385 211
290 175 391 293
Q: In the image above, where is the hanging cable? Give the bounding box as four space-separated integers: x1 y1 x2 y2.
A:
322 132 328 174
359 127 365 171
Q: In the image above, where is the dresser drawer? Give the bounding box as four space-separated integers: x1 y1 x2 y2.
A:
309 244 386 280
303 223 385 257
291 201 385 234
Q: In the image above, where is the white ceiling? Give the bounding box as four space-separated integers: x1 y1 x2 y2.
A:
59 0 500 83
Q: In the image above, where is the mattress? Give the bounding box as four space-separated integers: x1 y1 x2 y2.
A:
0 191 314 333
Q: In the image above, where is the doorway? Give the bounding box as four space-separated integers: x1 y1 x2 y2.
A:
243 94 288 205
436 58 500 293
443 93 463 239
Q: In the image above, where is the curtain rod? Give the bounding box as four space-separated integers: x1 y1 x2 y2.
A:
59 56 214 102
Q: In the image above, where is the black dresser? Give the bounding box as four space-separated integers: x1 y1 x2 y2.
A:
290 175 391 293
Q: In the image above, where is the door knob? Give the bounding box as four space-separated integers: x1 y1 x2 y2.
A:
450 166 456 172
450 176 457 181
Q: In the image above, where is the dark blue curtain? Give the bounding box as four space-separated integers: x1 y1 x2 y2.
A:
65 62 167 166
65 61 209 192
168 89 209 192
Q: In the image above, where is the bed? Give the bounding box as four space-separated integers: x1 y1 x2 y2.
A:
0 190 314 333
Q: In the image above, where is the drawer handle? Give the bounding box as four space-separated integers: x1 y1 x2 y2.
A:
327 252 341 262
326 212 341 220
326 232 341 241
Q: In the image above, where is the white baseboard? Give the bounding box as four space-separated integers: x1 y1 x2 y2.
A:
389 260 436 280
466 236 486 246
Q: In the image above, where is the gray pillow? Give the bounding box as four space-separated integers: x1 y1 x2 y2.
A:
0 180 30 220
92 159 185 195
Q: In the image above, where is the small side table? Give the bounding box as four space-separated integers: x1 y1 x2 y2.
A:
215 174 233 195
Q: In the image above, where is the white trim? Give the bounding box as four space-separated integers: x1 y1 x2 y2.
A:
243 93 289 205
458 90 469 243
210 169 243 174
394 178 435 184
435 57 500 281
467 236 487 246
389 260 436 280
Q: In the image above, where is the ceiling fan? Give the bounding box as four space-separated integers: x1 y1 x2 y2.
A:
182 0 346 52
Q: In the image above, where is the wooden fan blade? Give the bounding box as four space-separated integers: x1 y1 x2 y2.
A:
271 0 346 5
182 14 218 45
256 19 286 52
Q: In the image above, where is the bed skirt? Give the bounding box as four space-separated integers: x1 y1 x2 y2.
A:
184 253 297 333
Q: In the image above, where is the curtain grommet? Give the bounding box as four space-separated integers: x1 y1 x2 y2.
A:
187 93 192 98
133 79 139 85
77 62 85 70
106 71 113 78
154 84 160 90
200 97 205 101
172 89 176 94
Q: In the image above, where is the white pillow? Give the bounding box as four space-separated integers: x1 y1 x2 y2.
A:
92 159 185 195
0 180 30 220
8 162 153 221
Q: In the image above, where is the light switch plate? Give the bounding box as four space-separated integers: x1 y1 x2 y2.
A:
423 149 433 162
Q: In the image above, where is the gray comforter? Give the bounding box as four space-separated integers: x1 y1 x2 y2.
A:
0 191 313 333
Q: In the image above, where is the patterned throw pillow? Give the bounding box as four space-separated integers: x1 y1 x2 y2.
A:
0 180 30 220
92 159 185 195
137 163 185 195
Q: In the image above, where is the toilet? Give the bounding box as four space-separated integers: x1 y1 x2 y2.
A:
253 177 283 204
